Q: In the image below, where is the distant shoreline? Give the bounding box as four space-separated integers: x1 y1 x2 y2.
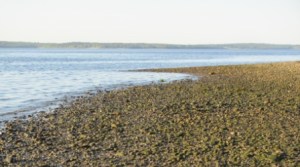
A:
1 41 300 49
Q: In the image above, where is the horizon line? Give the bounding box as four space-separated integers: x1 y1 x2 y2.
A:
1 40 300 46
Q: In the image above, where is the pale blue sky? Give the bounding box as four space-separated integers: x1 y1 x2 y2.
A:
0 0 299 44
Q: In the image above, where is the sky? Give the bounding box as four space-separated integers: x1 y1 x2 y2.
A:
0 0 299 44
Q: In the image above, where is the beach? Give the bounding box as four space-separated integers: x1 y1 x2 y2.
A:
1 62 300 166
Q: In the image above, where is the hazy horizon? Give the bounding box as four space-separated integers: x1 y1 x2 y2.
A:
1 41 300 46
1 0 300 44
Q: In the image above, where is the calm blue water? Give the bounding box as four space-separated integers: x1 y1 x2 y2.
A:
0 48 300 123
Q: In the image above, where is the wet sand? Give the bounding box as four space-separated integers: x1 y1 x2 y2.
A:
1 62 300 166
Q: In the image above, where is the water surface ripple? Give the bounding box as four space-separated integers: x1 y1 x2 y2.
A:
1 48 300 122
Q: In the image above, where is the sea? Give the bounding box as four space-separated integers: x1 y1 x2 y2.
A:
1 48 300 124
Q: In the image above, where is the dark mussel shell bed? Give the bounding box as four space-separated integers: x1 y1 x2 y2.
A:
0 62 300 166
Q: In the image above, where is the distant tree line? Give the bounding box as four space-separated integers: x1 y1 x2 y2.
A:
0 41 299 49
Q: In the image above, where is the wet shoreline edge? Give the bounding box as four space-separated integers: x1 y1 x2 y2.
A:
0 72 198 130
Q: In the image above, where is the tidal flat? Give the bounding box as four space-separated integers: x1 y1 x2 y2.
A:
1 62 300 166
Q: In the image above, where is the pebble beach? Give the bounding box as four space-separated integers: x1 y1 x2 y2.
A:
1 62 300 166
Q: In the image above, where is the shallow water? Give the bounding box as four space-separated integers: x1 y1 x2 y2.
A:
0 48 300 122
